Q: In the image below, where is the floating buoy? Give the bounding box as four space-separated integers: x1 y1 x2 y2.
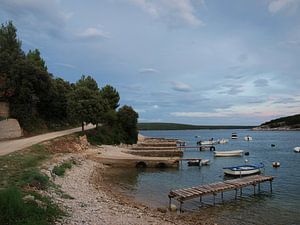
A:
245 159 248 163
271 144 275 147
272 162 280 168
245 152 250 156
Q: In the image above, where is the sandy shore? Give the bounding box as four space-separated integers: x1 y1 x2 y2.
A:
46 145 215 225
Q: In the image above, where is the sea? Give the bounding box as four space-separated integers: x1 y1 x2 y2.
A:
104 129 300 225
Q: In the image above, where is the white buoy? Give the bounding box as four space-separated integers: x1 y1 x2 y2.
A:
169 204 177 212
245 159 248 163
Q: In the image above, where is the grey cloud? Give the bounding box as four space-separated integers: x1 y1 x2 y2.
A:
220 84 244 95
0 0 70 38
238 53 248 63
254 78 269 87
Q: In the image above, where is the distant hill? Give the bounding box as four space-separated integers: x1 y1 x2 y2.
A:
138 123 254 130
254 114 300 130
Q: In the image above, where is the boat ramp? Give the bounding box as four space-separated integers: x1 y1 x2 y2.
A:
168 175 274 212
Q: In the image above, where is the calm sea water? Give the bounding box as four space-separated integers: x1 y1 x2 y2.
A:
105 130 300 225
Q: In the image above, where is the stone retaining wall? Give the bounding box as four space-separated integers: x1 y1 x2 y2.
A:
0 119 23 140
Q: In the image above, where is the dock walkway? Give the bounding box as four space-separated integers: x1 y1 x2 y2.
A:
168 175 274 211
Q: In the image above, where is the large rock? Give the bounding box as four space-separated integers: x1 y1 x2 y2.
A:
0 118 22 140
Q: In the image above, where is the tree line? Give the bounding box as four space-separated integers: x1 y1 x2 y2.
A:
0 21 138 144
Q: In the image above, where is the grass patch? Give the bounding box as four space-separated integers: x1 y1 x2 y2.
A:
20 169 49 190
0 186 64 225
0 144 51 189
52 161 73 176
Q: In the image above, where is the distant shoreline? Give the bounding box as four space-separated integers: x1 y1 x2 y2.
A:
138 123 255 130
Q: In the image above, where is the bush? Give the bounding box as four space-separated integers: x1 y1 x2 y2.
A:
0 186 63 225
52 162 73 176
20 169 49 190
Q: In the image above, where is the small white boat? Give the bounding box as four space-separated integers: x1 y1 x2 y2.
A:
231 132 238 139
218 138 229 144
244 135 253 141
294 147 300 153
214 150 244 157
223 163 264 176
197 140 218 146
200 159 210 166
187 160 200 166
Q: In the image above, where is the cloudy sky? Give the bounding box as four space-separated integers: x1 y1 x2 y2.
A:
1 0 300 125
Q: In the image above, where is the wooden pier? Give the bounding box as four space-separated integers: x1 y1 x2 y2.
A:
168 175 274 212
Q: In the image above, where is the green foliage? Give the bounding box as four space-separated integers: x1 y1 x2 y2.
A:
100 85 120 110
86 125 123 145
0 186 64 225
0 144 50 189
52 161 73 176
76 75 99 91
117 105 139 144
260 114 300 128
20 169 49 190
26 49 47 72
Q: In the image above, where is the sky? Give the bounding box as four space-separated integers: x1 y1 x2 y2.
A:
0 0 300 125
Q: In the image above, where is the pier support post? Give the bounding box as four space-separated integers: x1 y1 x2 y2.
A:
235 189 237 199
270 180 273 193
199 196 202 206
179 201 183 213
240 188 242 197
258 182 261 193
221 192 224 203
213 193 216 205
253 184 256 195
168 196 172 209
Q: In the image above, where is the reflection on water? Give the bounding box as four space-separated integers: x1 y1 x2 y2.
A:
99 130 300 225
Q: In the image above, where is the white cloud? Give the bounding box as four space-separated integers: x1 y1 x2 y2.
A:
153 104 159 109
139 68 160 74
128 0 205 27
171 111 229 118
171 81 192 92
78 27 110 40
268 0 297 14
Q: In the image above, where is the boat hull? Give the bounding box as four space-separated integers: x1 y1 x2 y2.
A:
294 147 300 153
214 150 244 157
223 168 261 176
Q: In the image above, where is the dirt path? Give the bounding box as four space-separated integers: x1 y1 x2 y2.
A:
0 124 95 156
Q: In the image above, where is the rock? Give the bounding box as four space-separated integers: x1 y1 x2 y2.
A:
35 199 47 210
169 204 177 212
23 194 35 202
157 207 167 213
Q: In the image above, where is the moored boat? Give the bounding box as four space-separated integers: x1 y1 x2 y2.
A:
214 150 244 157
231 132 238 139
223 163 264 176
294 147 300 153
218 138 229 144
244 135 253 141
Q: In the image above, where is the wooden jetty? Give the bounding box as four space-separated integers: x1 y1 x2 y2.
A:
168 175 274 212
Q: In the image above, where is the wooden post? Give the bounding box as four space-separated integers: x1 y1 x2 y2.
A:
240 188 242 196
258 182 261 192
235 189 237 199
180 201 183 212
169 196 172 209
270 180 273 193
213 193 216 205
253 184 256 195
221 192 224 203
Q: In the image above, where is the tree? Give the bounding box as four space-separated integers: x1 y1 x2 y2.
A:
67 77 105 131
76 75 99 91
100 85 120 110
117 105 139 144
27 49 47 72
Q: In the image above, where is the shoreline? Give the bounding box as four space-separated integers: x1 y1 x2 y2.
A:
48 147 215 225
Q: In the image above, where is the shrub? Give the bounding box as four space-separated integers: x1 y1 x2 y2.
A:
52 162 73 176
0 186 64 225
20 169 49 190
